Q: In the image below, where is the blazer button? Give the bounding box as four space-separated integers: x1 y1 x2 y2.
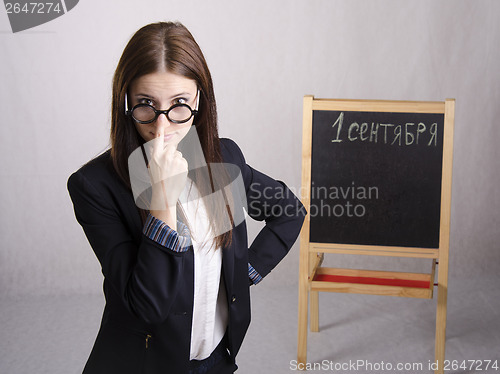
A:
231 295 237 303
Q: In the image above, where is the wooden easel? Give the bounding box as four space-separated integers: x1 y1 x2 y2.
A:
297 96 455 374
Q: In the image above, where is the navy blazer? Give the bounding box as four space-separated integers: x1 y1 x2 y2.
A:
67 138 305 373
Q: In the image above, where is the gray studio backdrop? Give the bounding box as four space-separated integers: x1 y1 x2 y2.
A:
1 1 499 299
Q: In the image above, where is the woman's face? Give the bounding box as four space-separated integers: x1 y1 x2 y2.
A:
128 70 198 145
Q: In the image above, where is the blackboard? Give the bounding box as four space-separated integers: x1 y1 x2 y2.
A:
309 109 445 248
298 97 455 370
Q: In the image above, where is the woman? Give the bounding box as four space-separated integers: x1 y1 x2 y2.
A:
68 22 305 374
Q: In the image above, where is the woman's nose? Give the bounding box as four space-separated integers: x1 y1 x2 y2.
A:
155 113 172 129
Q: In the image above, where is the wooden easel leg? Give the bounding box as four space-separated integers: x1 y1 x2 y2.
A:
297 277 309 367
434 276 448 373
310 291 319 332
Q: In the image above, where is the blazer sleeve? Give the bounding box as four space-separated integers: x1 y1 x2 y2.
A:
67 169 190 325
221 139 306 280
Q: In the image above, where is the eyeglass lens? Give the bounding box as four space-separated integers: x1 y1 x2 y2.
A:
132 105 194 123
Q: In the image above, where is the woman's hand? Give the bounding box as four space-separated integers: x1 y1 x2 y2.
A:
148 125 188 229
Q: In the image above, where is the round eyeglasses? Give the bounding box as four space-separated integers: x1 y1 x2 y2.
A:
125 90 199 124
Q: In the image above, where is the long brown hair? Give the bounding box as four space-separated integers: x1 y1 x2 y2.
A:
110 22 232 248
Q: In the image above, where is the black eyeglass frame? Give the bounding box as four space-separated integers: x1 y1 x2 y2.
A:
125 90 200 125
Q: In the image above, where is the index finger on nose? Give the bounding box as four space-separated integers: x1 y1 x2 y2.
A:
152 125 165 156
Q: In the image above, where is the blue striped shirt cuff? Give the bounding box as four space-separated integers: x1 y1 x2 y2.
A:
248 263 263 285
143 214 191 252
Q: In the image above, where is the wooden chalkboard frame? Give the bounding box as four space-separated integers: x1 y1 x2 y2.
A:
297 96 455 374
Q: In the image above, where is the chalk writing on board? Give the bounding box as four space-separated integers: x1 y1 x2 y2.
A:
331 112 438 147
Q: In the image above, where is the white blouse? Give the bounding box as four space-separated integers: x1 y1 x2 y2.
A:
179 180 228 361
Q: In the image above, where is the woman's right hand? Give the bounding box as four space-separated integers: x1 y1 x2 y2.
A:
148 125 188 228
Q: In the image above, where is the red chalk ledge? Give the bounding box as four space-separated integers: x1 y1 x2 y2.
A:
311 267 435 299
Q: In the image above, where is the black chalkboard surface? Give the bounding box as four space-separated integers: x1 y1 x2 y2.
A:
309 110 444 248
